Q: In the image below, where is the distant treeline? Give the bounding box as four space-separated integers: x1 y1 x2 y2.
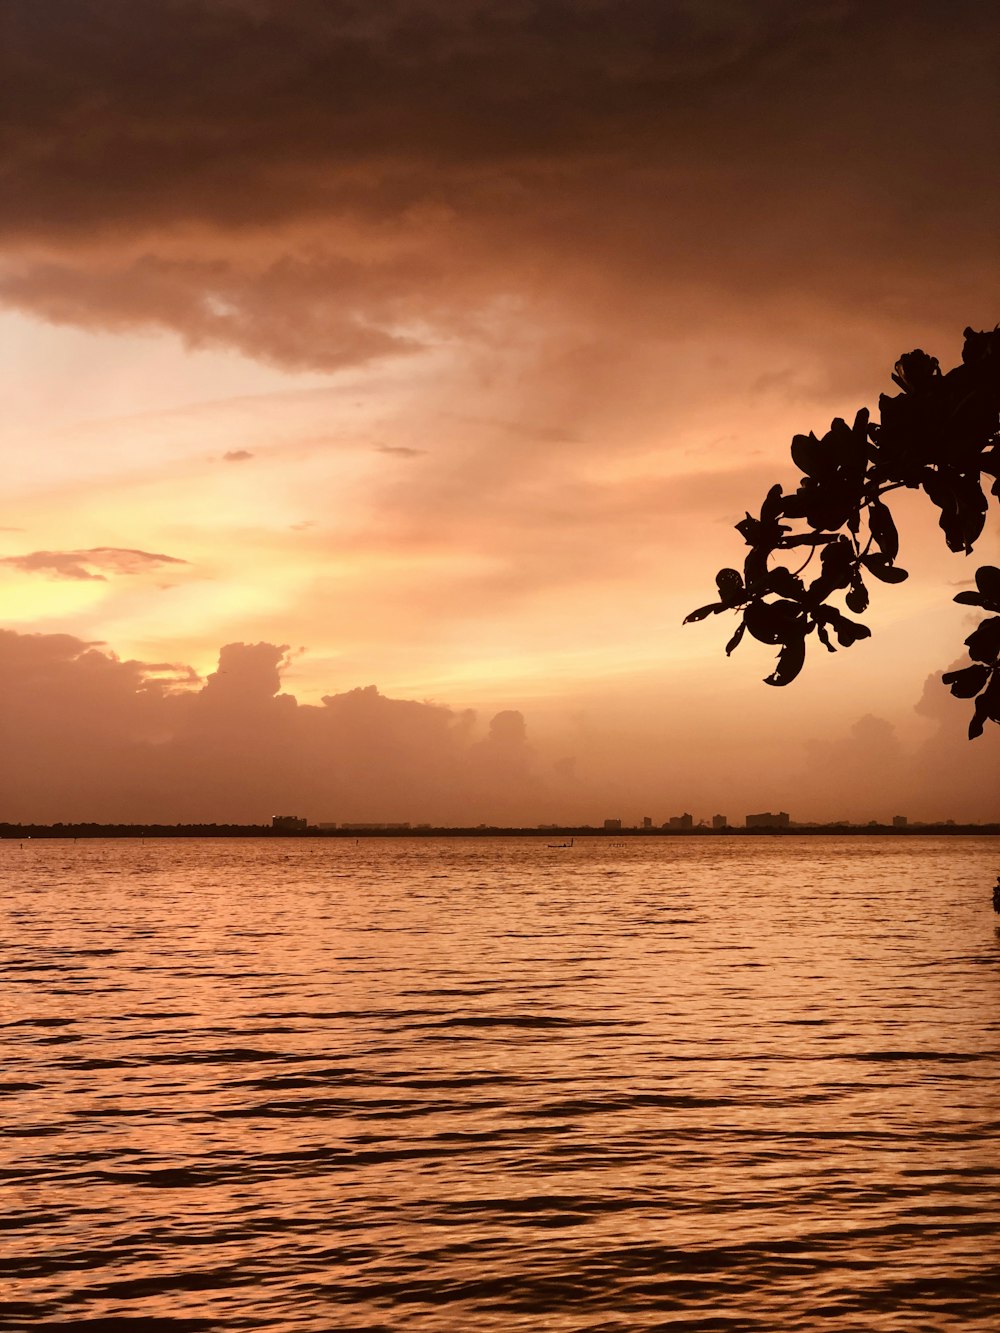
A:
1 823 997 839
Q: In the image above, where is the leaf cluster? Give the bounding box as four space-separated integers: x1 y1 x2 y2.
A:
685 326 1000 737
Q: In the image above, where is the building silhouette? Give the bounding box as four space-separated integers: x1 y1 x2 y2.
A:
604 818 622 831
745 811 790 829
666 813 693 830
712 814 728 829
272 814 307 831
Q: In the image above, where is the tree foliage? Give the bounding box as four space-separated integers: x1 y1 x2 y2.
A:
685 327 1000 738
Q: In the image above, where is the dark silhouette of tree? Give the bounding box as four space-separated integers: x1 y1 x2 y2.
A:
685 327 1000 738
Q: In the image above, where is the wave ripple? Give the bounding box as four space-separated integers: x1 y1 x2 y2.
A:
3 834 1000 1331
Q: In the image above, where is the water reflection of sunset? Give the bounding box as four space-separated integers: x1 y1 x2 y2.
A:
5 836 999 1328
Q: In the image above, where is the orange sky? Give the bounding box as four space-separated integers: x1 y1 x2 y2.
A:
1 1 998 824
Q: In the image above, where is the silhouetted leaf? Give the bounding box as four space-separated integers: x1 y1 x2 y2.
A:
766 566 805 599
951 562 1000 609
814 619 835 652
873 390 928 484
814 606 871 647
684 602 724 624
735 514 758 543
760 483 784 522
962 325 999 367
975 565 1000 609
793 476 860 532
822 537 856 582
965 616 1000 664
829 415 868 480
868 498 898 559
922 468 987 553
982 674 1000 722
891 349 940 394
743 546 770 587
725 622 746 656
836 620 870 648
942 663 991 698
791 432 822 477
808 537 856 599
977 565 1000 596
861 554 908 584
715 568 744 607
744 599 804 646
845 575 868 614
969 692 989 740
737 486 791 554
764 634 806 687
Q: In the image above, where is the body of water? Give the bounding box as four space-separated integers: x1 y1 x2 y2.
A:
2 835 999 1330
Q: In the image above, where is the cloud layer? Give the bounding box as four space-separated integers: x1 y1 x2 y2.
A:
3 0 997 370
0 547 187 581
0 631 550 824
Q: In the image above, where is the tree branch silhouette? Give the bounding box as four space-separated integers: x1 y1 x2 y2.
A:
685 326 1000 738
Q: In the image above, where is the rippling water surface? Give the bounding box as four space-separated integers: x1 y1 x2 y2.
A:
3 835 1000 1331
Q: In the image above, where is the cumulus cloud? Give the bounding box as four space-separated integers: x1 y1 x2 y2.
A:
222 448 254 462
795 706 999 824
0 630 551 824
0 547 188 581
468 709 533 797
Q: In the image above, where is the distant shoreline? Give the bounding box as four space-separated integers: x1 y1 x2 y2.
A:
1 823 997 839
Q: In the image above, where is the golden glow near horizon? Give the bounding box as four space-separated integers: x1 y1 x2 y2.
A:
4 306 993 832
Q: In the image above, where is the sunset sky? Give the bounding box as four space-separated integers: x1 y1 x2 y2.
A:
2 0 998 825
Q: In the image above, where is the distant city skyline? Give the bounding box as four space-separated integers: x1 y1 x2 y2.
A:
0 810 997 831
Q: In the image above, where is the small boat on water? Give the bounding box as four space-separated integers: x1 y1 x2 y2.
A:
547 837 574 848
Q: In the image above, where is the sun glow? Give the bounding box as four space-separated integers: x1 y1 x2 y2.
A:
0 572 110 624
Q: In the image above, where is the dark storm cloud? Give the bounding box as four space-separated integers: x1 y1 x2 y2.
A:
1 0 996 367
4 0 992 227
0 547 188 581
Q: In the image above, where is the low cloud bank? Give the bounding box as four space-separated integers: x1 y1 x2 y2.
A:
0 632 548 825
0 629 995 827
